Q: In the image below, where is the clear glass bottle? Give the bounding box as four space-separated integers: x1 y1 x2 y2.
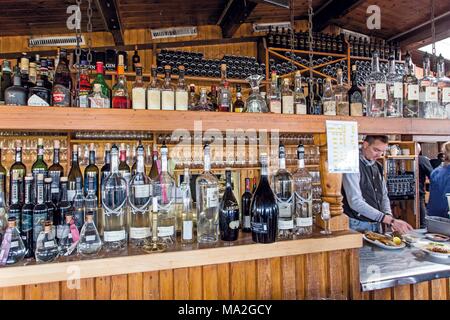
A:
335 69 349 116
119 143 131 186
180 168 194 244
147 65 161 110
322 77 336 116
196 144 220 244
57 212 79 256
85 175 98 228
88 83 110 108
0 217 26 265
419 52 440 119
269 71 281 113
366 51 387 117
0 146 6 197
244 75 269 113
272 144 294 240
293 145 313 236
102 144 128 251
294 71 307 115
386 54 403 117
128 144 151 247
191 88 214 111
436 54 450 119
175 66 189 111
281 78 294 114
233 85 245 113
161 65 175 110
0 178 6 245
35 220 59 263
78 211 102 256
72 177 85 231
402 52 419 118
132 64 146 110
218 81 232 112
33 174 48 247
112 55 130 109
219 169 240 242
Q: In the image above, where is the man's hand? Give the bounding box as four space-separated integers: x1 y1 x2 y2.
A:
391 219 414 234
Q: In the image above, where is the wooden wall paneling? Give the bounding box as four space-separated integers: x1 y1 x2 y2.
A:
281 256 297 300
95 276 112 300
371 288 393 300
270 257 282 299
295 254 306 300
76 278 95 300
348 249 362 300
202 265 219 300
173 268 190 300
127 273 143 300
188 266 203 300
412 282 429 300
244 260 257 299
256 258 272 300
430 279 448 300
111 274 129 300
304 252 327 299
159 269 174 300
393 284 412 300
327 250 346 299
230 261 247 300
217 263 231 299
0 286 23 300
24 284 44 300
143 271 160 300
40 282 61 300
60 281 78 300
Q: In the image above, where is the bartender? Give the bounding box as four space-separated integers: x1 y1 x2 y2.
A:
342 135 413 234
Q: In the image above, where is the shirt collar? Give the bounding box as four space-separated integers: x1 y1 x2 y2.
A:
360 150 376 166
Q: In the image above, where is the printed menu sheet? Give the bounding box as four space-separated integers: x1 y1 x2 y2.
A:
326 120 359 173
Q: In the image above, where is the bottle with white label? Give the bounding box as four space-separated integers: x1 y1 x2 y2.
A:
175 66 189 111
269 71 282 113
161 65 175 110
78 211 102 256
293 71 307 114
28 79 51 106
366 51 387 117
147 65 161 110
272 144 294 240
154 144 176 245
436 54 450 119
88 83 110 108
322 77 336 116
35 220 59 262
281 78 294 114
386 54 403 117
292 145 313 236
32 173 48 247
348 65 364 116
419 52 440 119
402 52 419 118
334 68 349 116
67 144 82 203
128 144 151 247
102 144 128 251
57 212 79 256
132 64 146 110
219 169 240 242
196 144 220 244
0 217 26 265
180 168 194 244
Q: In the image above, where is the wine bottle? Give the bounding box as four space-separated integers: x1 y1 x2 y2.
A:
241 178 252 233
84 143 99 201
180 168 194 244
56 177 72 241
68 144 82 202
8 172 22 229
219 170 240 241
21 175 34 258
32 174 48 247
44 177 56 224
48 140 64 204
31 138 48 201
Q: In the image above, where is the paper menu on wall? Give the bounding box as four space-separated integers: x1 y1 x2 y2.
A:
326 120 359 173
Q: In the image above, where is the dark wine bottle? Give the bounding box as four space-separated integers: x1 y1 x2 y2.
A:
250 154 278 244
32 174 48 247
68 144 82 202
48 140 64 204
8 172 22 229
219 170 240 241
241 178 252 233
0 147 6 197
44 177 56 223
84 143 99 200
21 175 34 258
31 138 48 201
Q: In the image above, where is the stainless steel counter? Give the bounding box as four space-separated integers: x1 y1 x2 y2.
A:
360 243 450 291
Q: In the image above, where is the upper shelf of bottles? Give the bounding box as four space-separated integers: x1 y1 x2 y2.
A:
0 106 448 135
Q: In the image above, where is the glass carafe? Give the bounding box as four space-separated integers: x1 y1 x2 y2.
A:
244 75 269 113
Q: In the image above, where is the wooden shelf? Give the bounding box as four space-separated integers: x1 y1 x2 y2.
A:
384 155 417 160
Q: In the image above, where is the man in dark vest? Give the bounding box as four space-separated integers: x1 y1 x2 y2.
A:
342 135 413 234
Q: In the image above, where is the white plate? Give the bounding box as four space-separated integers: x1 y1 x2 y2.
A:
363 234 406 250
425 233 450 242
414 242 450 259
414 228 428 234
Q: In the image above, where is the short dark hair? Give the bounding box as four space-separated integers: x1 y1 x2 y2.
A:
364 135 389 145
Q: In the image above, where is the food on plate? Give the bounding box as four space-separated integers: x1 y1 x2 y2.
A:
393 237 402 246
364 231 401 247
423 242 450 254
425 233 450 242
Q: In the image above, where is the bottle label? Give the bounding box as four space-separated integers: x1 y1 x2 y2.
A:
130 227 151 239
282 96 294 114
270 100 281 113
161 91 175 110
33 213 46 243
244 216 251 228
278 219 294 230
182 221 193 240
10 241 18 249
104 230 126 242
229 220 240 229
278 203 292 218
295 103 307 115
158 226 174 237
350 103 363 116
393 82 403 98
132 88 146 110
44 240 56 248
206 187 219 208
49 171 61 194
147 90 161 110
28 95 50 106
407 84 419 100
21 212 33 232
375 83 387 100
134 184 151 199
323 101 336 115
89 97 110 108
175 91 189 110
78 95 88 108
442 88 450 103
67 190 76 202
296 217 313 227
251 222 268 234
86 235 97 243
425 87 438 102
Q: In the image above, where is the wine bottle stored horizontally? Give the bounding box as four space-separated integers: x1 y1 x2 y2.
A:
219 170 240 242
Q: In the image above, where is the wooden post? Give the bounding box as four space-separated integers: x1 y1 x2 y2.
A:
315 133 349 231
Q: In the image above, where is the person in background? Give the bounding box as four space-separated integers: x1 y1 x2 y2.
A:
430 152 445 169
427 142 450 218
342 135 413 234
417 143 434 227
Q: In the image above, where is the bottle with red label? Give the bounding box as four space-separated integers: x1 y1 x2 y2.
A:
51 48 72 107
77 60 92 108
112 55 130 109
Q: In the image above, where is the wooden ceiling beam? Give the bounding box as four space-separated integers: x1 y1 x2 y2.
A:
219 0 258 38
312 0 366 32
94 0 124 45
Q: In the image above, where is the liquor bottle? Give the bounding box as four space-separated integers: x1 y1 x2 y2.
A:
219 169 240 242
68 144 82 202
191 88 215 111
131 64 146 110
322 77 336 115
269 71 281 113
35 220 58 263
403 53 419 118
72 177 85 231
180 168 194 244
188 84 198 109
0 217 26 265
132 46 141 72
9 172 22 227
175 66 189 111
0 178 6 244
419 52 440 119
147 65 161 110
0 60 13 102
19 57 35 90
21 175 34 258
4 70 28 106
250 153 278 243
112 55 130 109
366 51 387 117
118 143 131 185
293 145 313 236
348 65 364 116
102 144 128 250
294 71 307 114
281 78 294 114
77 61 92 108
39 59 53 91
208 85 218 111
88 83 110 108
386 54 403 117
310 82 323 115
92 61 111 102
57 212 79 256
233 85 245 113
153 144 176 245
241 178 252 233
56 177 72 240
0 146 5 196
100 144 111 188
32 174 48 246
48 140 64 204
44 177 56 224
85 174 98 227
196 144 219 243
28 78 51 106
52 48 72 107
436 54 450 119
218 81 232 112
77 211 102 255
31 138 48 200
84 143 99 199
128 144 151 246
334 69 349 116
161 65 175 110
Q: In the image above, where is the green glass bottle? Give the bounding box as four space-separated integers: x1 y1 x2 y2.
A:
84 143 99 201
92 61 111 103
68 144 83 203
9 142 26 205
31 138 48 201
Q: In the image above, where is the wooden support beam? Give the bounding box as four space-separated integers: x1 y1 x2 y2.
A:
94 0 124 45
219 0 258 38
313 0 366 32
